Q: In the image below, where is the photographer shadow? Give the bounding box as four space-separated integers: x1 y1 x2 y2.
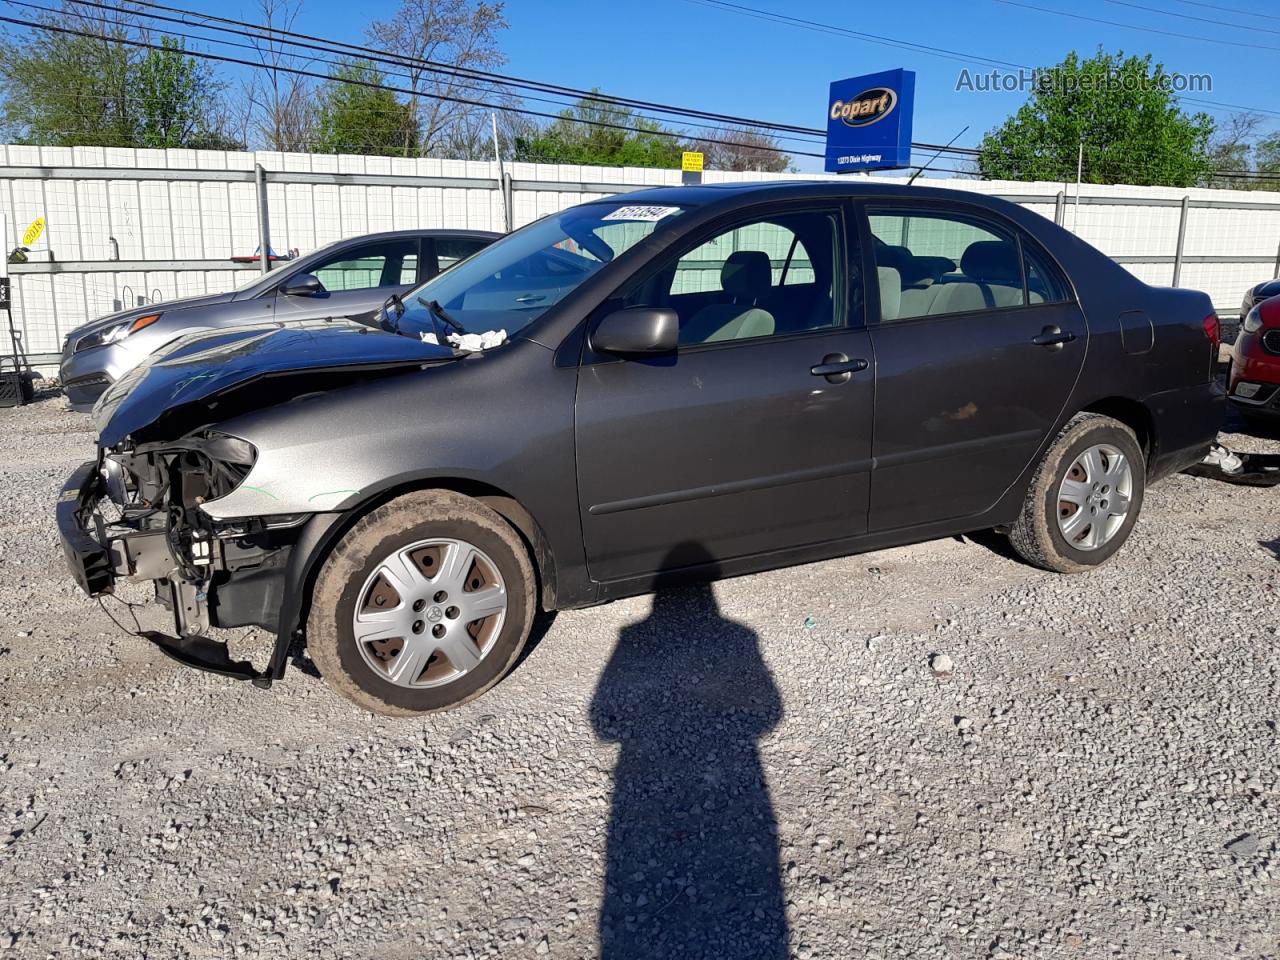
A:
590 543 788 959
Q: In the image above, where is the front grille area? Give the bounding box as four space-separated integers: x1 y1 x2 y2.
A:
1262 329 1280 355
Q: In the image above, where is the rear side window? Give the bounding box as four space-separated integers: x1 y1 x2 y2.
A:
868 209 1066 322
398 252 419 284
433 236 491 274
1024 246 1069 304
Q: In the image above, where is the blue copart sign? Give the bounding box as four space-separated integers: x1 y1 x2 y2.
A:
825 68 916 173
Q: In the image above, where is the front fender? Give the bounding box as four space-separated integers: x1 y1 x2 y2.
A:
200 337 591 610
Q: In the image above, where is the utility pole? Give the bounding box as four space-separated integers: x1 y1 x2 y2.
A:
491 113 509 234
254 163 271 275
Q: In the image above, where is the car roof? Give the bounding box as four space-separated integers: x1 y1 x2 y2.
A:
580 179 1009 210
328 228 503 243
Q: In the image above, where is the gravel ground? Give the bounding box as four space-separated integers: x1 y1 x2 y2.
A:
0 393 1277 960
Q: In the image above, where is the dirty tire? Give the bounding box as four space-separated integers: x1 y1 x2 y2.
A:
1008 413 1146 574
307 490 536 717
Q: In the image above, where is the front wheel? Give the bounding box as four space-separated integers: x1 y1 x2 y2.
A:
1008 413 1146 573
307 490 536 716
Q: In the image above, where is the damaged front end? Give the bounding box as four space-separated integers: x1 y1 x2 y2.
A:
56 320 460 686
59 431 311 686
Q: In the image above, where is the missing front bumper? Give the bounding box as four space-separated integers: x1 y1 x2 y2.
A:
55 459 277 686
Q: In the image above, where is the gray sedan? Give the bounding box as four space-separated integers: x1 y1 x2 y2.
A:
59 228 498 410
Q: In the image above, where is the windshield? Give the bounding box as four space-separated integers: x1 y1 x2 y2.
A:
389 202 685 338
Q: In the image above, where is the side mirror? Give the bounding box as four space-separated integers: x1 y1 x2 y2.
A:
281 273 324 297
591 307 678 355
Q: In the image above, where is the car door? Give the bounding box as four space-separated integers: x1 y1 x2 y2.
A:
862 203 1087 532
574 203 875 583
273 237 421 322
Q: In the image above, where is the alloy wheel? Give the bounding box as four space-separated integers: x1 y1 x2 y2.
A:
1056 443 1134 551
352 538 507 688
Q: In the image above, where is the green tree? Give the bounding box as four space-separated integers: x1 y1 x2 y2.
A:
136 39 221 148
1257 132 1280 180
0 7 236 149
976 50 1215 188
313 60 418 156
514 93 685 168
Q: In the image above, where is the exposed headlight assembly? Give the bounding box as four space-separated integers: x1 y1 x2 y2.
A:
1243 307 1263 335
75 313 162 352
180 432 258 505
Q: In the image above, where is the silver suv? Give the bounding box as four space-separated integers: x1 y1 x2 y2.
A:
59 229 497 410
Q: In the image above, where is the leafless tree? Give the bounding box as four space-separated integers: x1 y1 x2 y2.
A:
1207 112 1262 182
430 106 538 161
240 0 316 151
366 0 508 157
691 126 792 173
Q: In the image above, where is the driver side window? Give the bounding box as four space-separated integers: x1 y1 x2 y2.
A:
307 239 419 293
625 209 846 346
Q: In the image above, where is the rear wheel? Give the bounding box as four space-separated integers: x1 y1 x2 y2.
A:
1008 413 1146 573
307 490 536 716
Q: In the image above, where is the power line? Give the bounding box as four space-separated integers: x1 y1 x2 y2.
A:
683 0 1023 70
14 0 981 158
85 0 830 140
0 13 834 160
991 0 1280 52
78 0 982 156
684 0 1280 120
6 0 830 150
6 7 1279 185
1166 0 1280 22
1101 0 1280 37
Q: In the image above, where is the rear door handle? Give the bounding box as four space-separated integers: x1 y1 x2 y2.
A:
810 353 868 383
514 294 546 304
1032 325 1076 348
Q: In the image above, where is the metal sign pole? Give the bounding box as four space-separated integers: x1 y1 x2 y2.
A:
0 212 31 406
255 163 271 275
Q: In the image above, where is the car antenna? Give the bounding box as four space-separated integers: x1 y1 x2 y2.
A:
907 125 969 186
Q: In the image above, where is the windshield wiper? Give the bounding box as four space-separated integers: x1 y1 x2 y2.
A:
418 297 467 337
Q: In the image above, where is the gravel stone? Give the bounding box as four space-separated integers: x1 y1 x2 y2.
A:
929 653 954 677
1 396 1277 959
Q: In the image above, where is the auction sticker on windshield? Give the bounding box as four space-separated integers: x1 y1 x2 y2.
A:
602 205 681 222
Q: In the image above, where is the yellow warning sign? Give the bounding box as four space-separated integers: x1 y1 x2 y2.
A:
22 217 45 247
681 151 704 173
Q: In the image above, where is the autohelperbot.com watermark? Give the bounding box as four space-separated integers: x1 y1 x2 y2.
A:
956 67 1212 94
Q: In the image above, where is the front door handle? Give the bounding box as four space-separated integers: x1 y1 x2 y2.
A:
514 294 546 304
1032 325 1076 348
810 353 868 383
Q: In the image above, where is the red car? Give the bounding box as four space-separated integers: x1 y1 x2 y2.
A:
1228 295 1280 421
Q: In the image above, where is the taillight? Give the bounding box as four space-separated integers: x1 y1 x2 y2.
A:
1203 313 1221 351
1203 313 1221 377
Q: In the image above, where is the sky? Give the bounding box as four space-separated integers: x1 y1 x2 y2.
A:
233 0 1280 171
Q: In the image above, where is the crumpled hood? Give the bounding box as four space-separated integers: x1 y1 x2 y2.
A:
67 291 239 343
93 319 457 446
